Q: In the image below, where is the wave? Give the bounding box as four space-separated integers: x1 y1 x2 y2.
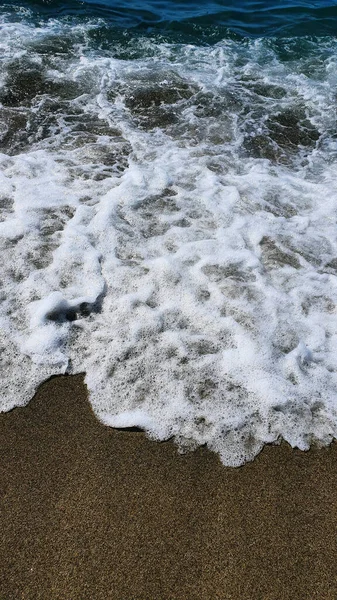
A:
1 14 337 465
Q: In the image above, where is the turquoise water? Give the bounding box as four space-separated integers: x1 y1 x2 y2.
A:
1 1 337 465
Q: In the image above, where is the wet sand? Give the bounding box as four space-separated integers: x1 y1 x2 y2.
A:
1 373 337 599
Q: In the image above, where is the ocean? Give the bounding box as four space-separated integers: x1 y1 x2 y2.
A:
1 0 337 466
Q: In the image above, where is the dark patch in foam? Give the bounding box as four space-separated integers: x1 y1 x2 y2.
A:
202 263 254 283
262 190 298 218
0 55 89 109
243 106 320 162
267 107 320 149
45 289 106 324
186 377 219 403
28 34 77 57
301 295 335 316
273 328 299 355
0 61 45 107
0 110 29 155
193 89 242 119
0 196 14 223
134 188 179 215
125 82 193 109
247 82 287 100
39 207 75 236
243 134 284 162
119 78 198 130
321 258 337 275
0 58 131 172
259 236 300 270
27 242 58 271
112 426 145 432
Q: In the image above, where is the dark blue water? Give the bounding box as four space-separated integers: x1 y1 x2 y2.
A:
3 0 337 39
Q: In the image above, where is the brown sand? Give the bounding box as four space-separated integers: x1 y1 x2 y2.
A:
1 374 337 600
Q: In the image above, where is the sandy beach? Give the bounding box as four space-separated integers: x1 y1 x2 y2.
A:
1 373 336 599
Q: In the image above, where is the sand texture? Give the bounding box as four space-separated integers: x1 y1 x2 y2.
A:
1 374 337 599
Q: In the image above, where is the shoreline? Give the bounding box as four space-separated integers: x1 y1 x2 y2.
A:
1 373 337 599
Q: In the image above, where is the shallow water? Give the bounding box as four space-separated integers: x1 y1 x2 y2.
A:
1 0 337 465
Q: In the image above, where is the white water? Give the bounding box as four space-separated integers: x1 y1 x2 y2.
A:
1 15 337 465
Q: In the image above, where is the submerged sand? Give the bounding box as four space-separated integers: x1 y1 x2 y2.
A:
1 374 336 599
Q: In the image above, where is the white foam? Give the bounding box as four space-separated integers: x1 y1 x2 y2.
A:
1 15 337 465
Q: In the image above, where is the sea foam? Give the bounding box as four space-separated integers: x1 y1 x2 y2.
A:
1 15 337 465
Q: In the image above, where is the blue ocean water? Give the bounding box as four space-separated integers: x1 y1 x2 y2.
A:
1 1 337 465
3 0 337 38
